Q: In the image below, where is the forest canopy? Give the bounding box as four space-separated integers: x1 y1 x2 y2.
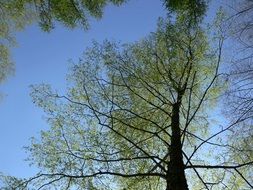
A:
1 0 253 190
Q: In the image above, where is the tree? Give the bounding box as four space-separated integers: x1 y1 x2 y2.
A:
225 0 253 154
2 1 253 190
222 1 253 187
2 11 253 189
228 0 253 47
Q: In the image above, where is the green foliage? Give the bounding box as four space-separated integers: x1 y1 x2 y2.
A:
0 45 13 84
1 15 225 189
31 0 126 31
0 0 34 84
0 0 206 96
163 0 207 23
0 173 28 190
1 1 252 189
0 0 126 95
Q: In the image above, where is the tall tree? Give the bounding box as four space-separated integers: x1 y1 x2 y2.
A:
2 12 253 189
3 1 253 190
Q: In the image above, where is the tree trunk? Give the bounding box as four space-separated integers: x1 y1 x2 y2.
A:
166 102 188 190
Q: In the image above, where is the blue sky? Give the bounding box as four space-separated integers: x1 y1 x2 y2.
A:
0 0 167 179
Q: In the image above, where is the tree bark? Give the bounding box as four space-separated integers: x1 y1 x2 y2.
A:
166 101 188 190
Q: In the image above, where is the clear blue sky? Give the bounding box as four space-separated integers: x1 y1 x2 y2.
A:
0 0 168 179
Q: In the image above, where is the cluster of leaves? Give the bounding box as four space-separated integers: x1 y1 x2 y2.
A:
163 0 207 23
0 0 35 86
30 0 126 31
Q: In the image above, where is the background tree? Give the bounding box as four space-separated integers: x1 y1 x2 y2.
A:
0 0 35 97
0 0 126 95
222 0 253 187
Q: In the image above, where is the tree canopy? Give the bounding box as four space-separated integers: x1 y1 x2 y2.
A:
163 0 207 22
2 10 253 189
0 0 208 88
1 1 253 190
0 0 125 92
0 0 34 85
